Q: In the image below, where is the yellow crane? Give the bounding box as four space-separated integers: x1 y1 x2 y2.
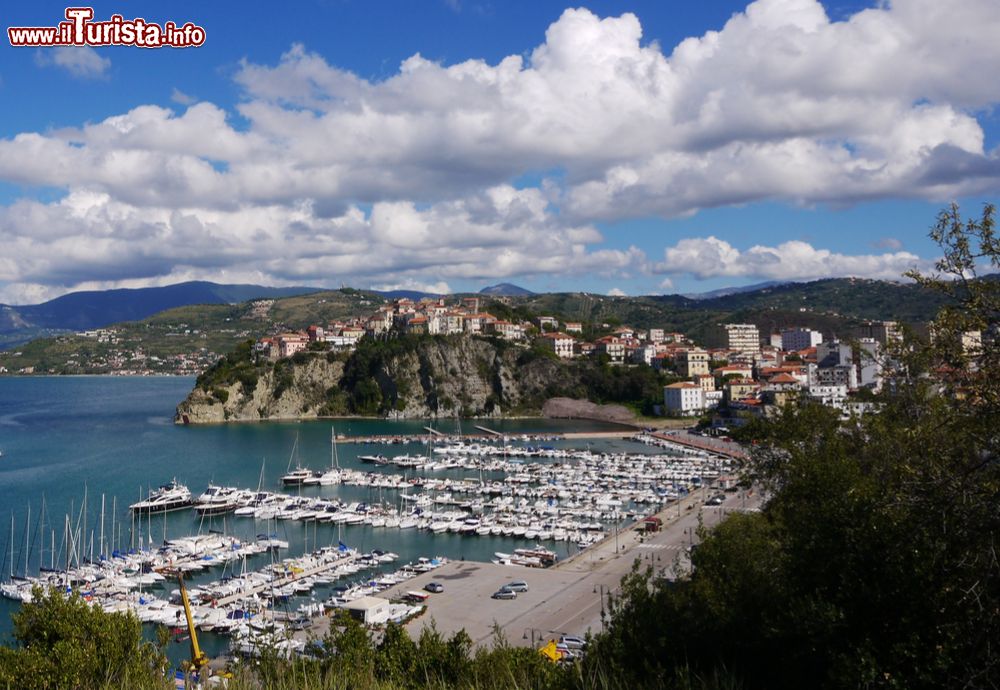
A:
174 570 209 676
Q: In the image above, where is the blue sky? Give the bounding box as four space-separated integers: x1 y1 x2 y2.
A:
1 0 999 303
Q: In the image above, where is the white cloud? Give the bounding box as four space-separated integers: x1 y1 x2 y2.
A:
607 288 627 296
656 236 929 281
4 1 1000 299
35 47 110 79
0 184 643 303
370 279 452 295
8 3 1000 214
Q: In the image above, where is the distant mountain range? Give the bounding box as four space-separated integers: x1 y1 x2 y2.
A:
681 281 790 300
0 281 320 350
479 283 534 296
372 289 441 300
3 274 983 355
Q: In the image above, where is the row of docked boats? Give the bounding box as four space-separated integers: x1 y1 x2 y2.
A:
125 436 732 555
2 528 446 658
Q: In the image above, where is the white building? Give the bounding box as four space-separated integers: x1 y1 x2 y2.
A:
343 596 391 625
538 333 576 358
808 384 848 407
725 323 761 355
663 382 706 416
630 344 657 366
856 338 883 391
781 328 823 352
596 337 626 364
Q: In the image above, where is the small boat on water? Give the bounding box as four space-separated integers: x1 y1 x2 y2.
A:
280 433 319 486
130 479 193 514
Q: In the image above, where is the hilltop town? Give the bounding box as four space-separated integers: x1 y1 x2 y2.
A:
243 293 984 425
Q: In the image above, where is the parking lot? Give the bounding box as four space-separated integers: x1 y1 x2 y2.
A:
306 485 763 651
379 560 587 646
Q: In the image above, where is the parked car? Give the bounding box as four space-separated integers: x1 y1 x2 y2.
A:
424 581 444 593
504 580 529 592
559 635 587 650
492 587 517 600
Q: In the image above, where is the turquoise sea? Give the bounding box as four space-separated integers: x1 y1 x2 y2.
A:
0 376 645 660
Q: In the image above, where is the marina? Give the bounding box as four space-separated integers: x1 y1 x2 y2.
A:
0 376 742 665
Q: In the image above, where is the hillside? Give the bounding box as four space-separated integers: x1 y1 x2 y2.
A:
0 277 959 376
176 334 673 423
518 277 950 346
0 289 379 375
0 281 322 350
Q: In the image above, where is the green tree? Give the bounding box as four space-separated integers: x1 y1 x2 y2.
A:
581 205 1000 689
0 586 168 689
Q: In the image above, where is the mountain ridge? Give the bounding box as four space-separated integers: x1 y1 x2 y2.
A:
479 283 534 296
0 281 322 349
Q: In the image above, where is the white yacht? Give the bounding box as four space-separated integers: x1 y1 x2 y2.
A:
129 479 193 513
280 433 319 485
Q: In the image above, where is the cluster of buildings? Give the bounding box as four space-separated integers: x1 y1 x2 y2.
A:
536 325 686 365
255 296 528 360
256 296 691 364
662 322 908 420
254 298 983 424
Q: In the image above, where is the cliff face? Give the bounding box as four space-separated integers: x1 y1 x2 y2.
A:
176 356 344 423
374 336 564 418
175 336 571 424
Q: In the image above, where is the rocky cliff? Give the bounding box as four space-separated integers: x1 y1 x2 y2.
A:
176 353 345 424
175 335 573 424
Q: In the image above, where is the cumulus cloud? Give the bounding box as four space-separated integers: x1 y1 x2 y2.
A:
656 236 929 281
607 288 627 296
0 184 642 304
4 0 1000 299
35 47 110 79
8 2 1000 213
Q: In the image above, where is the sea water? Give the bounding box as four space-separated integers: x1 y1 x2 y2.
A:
0 376 649 661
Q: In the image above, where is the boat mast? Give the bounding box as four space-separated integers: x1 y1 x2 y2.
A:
286 432 300 474
332 426 339 470
63 514 70 582
80 485 87 564
37 497 45 574
99 494 105 558
23 503 30 578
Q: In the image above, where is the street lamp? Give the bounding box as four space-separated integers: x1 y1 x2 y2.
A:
593 584 608 630
522 627 542 647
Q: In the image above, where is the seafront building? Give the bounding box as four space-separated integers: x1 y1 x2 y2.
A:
664 382 706 416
